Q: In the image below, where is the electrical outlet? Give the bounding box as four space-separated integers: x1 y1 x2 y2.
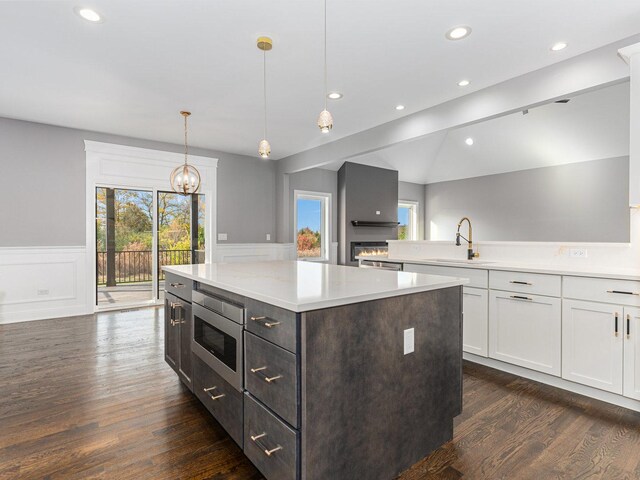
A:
376 210 381 215
404 328 415 355
266 233 271 241
570 248 588 258
217 233 228 241
37 289 49 296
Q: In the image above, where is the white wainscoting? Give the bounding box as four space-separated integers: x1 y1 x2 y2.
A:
0 247 91 324
213 243 296 263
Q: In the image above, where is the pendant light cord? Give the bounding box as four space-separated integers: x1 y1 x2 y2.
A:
184 114 188 165
264 47 267 139
324 0 327 111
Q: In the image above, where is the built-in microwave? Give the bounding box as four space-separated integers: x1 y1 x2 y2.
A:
191 290 245 391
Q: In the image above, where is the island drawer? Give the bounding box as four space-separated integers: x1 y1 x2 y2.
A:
403 263 488 288
246 298 298 353
489 270 561 297
165 272 192 303
245 332 299 428
193 356 244 447
563 276 640 307
244 393 298 480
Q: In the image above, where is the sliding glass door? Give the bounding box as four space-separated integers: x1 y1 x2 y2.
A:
95 188 205 308
96 187 154 307
157 191 206 300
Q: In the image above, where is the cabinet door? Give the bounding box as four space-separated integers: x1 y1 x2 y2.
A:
164 293 180 373
179 301 193 390
489 291 561 376
463 287 488 357
624 306 640 400
562 300 623 394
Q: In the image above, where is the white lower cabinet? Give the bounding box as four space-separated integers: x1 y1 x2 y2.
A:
623 307 640 400
463 287 488 357
489 291 561 376
562 300 624 394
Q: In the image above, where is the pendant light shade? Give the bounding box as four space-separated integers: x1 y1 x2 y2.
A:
317 0 333 133
317 109 333 133
170 111 201 194
257 36 273 159
258 139 271 159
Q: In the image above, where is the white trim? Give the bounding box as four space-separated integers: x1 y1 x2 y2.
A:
213 243 296 263
619 43 640 64
293 190 332 262
85 141 218 312
0 247 90 324
464 352 640 413
398 200 419 241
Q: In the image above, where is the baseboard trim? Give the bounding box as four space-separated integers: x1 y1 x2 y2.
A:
464 352 640 412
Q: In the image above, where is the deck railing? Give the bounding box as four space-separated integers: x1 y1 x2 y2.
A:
97 249 202 285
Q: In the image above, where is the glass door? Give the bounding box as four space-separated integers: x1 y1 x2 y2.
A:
95 187 154 307
157 191 206 300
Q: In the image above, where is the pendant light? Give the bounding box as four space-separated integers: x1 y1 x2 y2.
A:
257 36 273 159
170 111 201 194
317 0 333 133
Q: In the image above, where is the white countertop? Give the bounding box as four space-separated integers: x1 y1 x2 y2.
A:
357 255 640 281
164 261 467 312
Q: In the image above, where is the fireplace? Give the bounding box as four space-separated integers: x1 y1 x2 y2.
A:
350 241 388 262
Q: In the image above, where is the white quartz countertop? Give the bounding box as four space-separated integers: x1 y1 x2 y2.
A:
163 261 467 312
357 255 640 281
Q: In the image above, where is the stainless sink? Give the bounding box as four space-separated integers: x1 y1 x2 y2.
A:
425 258 494 265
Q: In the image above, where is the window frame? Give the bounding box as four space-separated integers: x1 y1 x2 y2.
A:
293 190 331 262
398 201 419 241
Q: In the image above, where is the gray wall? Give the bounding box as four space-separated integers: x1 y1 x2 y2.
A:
399 181 426 240
0 117 276 247
288 168 338 243
424 156 630 243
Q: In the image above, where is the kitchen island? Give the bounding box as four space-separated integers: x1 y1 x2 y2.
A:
163 261 466 480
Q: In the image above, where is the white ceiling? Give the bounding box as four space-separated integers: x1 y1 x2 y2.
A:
1 1 639 160
329 81 630 183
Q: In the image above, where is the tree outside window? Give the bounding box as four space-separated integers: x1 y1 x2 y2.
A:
295 191 330 261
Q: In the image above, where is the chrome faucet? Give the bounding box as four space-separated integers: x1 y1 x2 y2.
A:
456 217 479 260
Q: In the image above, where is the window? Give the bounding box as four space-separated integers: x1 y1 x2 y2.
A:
398 201 418 240
294 191 331 261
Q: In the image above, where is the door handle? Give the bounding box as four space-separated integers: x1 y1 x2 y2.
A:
615 313 619 337
627 314 631 339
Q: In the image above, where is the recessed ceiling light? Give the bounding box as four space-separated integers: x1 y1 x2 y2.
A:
457 79 470 87
465 137 474 146
395 105 405 111
551 42 568 52
327 92 343 100
446 26 472 41
74 7 102 22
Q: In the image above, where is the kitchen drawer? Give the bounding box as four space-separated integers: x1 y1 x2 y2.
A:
245 332 299 428
404 263 488 289
489 270 561 297
193 356 244 447
246 298 298 353
563 276 640 307
244 393 298 480
165 272 192 303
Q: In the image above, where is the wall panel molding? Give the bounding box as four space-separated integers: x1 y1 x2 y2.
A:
0 247 90 324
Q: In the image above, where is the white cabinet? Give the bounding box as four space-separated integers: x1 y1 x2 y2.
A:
489 291 561 376
562 300 624 394
463 287 489 357
403 263 489 357
624 307 640 400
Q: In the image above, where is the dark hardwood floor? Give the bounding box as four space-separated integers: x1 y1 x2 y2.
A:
1 308 640 479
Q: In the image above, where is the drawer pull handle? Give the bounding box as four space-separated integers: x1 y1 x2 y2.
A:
607 290 639 296
203 386 225 401
615 313 619 336
250 366 283 383
170 282 185 288
170 319 180 326
510 280 532 286
250 316 281 328
250 432 283 457
510 295 532 301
